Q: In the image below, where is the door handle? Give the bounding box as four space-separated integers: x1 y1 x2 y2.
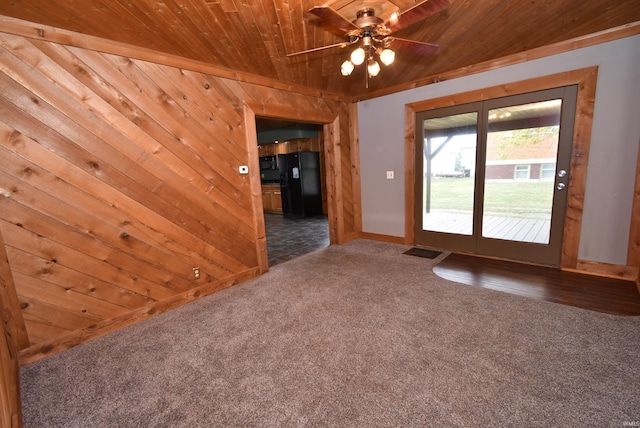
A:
557 169 567 178
556 182 566 191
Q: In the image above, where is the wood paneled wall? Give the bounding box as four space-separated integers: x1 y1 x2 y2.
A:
0 227 22 427
0 30 359 365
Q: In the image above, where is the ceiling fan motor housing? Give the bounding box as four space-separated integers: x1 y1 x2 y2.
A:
355 8 384 28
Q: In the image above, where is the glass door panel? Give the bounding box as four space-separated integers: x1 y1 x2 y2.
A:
482 99 562 244
422 112 478 235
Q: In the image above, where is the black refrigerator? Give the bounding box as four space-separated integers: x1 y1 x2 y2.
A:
278 151 323 217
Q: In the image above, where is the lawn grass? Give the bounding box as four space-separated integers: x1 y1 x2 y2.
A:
426 177 553 218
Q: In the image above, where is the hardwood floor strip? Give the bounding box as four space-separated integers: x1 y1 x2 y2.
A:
433 253 640 316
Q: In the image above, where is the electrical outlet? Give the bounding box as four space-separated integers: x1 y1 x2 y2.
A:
386 171 394 179
192 267 200 279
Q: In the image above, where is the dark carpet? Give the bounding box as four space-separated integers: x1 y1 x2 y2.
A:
20 239 640 427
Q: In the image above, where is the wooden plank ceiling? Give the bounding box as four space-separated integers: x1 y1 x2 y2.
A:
0 0 638 99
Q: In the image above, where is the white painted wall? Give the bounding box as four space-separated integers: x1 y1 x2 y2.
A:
358 35 640 265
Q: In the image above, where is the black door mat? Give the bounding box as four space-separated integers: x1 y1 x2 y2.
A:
403 247 442 259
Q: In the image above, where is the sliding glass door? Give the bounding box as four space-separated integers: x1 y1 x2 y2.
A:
414 86 577 266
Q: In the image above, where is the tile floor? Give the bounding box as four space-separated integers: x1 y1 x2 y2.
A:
264 213 330 267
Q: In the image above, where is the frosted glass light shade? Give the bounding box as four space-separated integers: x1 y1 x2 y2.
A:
341 60 355 76
379 49 395 66
350 48 365 65
388 12 399 26
367 59 380 77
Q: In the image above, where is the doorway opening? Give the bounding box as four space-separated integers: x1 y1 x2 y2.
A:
263 213 329 266
255 117 330 267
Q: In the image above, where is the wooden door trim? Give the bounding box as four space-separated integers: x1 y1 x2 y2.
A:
348 102 363 235
629 141 640 285
405 67 598 269
0 227 24 426
243 102 341 272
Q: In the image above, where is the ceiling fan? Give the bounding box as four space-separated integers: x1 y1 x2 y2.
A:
287 0 450 85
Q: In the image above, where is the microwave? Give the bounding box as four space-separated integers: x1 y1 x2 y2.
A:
259 155 277 170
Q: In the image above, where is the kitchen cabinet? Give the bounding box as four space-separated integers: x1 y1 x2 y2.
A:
258 138 321 157
262 184 282 213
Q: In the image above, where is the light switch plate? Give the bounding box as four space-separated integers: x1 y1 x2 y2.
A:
386 171 394 179
239 165 249 174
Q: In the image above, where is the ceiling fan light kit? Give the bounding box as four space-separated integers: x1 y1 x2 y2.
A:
341 34 393 78
289 0 450 88
367 57 381 77
379 48 396 66
341 43 391 77
350 46 366 66
341 60 355 76
341 9 393 79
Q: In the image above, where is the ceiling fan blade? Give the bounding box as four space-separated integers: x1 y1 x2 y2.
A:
287 40 357 57
386 0 450 33
388 37 440 55
308 6 360 36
